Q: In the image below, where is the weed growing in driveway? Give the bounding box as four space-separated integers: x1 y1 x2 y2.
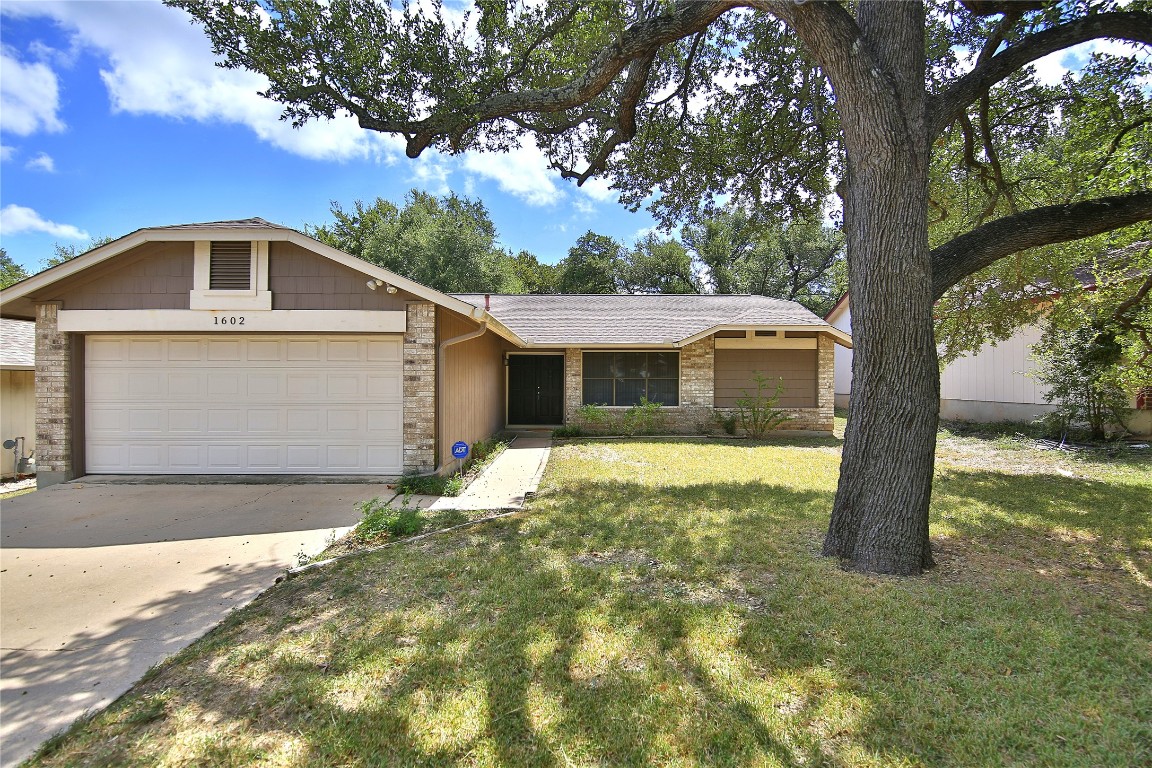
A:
356 495 424 542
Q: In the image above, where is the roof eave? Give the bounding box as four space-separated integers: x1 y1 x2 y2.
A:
676 323 853 348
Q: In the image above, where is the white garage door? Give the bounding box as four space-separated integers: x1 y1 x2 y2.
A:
85 335 403 474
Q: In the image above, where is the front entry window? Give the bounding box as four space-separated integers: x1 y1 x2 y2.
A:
582 351 679 406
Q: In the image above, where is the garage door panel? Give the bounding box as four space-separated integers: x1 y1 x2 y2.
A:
207 340 241 360
128 409 165 433
247 373 282 397
86 335 403 474
168 340 202 361
367 339 401 362
168 445 202 468
367 373 401 399
169 373 203 398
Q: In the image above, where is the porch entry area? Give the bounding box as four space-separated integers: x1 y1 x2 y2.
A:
507 354 564 426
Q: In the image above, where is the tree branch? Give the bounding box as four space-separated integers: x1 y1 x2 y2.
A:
359 0 746 157
928 11 1152 140
931 191 1152 299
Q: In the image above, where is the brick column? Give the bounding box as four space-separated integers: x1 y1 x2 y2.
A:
679 336 715 409
563 347 582 422
35 302 74 487
816 334 836 432
403 302 436 474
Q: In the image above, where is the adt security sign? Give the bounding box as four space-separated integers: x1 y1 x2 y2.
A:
451 441 469 460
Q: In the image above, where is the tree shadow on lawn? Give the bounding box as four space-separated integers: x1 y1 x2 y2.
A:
930 467 1152 589
28 474 1152 767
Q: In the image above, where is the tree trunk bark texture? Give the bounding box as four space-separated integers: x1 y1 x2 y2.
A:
801 2 941 574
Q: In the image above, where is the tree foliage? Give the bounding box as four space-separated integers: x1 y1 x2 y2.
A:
310 191 518 293
0 249 29 289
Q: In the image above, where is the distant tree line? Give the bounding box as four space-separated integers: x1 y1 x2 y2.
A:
307 190 846 315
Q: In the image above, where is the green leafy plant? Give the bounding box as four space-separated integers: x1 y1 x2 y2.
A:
573 403 613 434
395 473 463 497
552 424 585 438
734 374 793 439
356 494 424 541
619 397 668 435
1031 324 1133 441
712 410 739 435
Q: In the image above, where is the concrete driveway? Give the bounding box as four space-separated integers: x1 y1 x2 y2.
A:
0 480 381 767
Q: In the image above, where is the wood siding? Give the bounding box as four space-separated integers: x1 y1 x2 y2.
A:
438 309 513 468
714 349 818 408
0 370 35 478
45 242 193 310
940 324 1050 405
269 242 415 310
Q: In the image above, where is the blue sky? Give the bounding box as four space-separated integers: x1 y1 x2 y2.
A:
1 1 1137 276
0 0 658 274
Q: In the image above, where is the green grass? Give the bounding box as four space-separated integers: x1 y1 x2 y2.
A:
27 433 1151 767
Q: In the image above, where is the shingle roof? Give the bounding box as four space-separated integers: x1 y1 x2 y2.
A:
0 319 35 368
150 217 290 231
452 293 835 345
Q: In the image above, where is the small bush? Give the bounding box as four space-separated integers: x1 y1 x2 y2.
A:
553 424 585 438
395 473 463 497
735 374 793 439
573 403 612 432
356 495 424 541
619 397 668 435
713 410 738 435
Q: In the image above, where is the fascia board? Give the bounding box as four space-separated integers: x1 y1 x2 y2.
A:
676 323 853 348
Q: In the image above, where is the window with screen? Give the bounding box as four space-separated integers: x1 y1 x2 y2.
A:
582 351 679 406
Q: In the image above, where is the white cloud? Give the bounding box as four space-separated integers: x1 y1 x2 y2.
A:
2 1 402 162
25 152 55 172
408 153 453 196
0 46 65 135
575 175 616 202
463 140 561 206
0 204 89 239
0 145 14 162
1031 39 1150 86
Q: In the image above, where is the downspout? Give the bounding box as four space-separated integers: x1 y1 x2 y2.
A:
436 319 489 473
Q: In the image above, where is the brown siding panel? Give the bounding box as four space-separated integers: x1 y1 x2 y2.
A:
438 309 513 468
714 349 818 407
269 242 415 310
50 242 193 310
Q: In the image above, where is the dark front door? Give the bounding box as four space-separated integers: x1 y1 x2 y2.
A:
508 355 564 425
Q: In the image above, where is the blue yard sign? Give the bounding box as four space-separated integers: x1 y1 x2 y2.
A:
451 441 470 460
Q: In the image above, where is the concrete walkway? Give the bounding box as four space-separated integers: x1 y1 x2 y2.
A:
431 436 551 511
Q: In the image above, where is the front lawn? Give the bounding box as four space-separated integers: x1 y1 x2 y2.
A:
29 433 1151 767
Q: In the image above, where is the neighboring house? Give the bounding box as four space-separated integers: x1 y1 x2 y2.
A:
0 318 36 479
825 295 1152 436
0 218 850 488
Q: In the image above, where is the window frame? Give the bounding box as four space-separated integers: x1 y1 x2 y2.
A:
580 350 681 408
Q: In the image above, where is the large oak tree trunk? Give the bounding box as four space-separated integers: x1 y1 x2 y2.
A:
810 1 940 574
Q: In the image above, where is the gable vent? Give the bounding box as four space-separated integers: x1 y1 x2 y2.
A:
209 241 252 290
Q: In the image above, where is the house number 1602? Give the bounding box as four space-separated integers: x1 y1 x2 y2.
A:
213 316 246 325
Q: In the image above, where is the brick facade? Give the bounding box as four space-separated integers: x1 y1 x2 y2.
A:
403 302 436 473
561 333 836 435
34 302 74 487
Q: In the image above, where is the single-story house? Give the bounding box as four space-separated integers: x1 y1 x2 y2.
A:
826 295 1152 436
0 218 851 488
0 318 36 479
